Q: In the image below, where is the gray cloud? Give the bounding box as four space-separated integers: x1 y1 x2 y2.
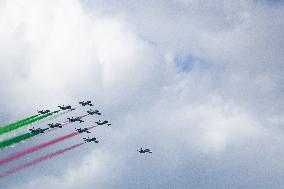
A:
0 0 283 188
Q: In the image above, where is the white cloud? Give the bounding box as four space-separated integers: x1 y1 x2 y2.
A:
0 0 284 188
9 149 115 189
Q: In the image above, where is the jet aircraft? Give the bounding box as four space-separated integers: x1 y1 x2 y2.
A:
87 109 101 115
83 137 99 143
95 120 109 126
38 110 50 115
137 148 152 153
67 117 84 123
79 101 93 106
76 128 91 133
58 105 75 111
48 123 63 128
29 127 46 134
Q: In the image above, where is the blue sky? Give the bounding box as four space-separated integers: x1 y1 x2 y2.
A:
0 0 284 188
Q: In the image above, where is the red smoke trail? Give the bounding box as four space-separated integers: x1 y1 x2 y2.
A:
0 125 97 166
0 114 92 150
0 142 84 179
81 114 89 118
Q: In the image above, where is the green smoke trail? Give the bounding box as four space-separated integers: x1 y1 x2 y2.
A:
0 115 39 135
0 110 59 136
0 128 49 150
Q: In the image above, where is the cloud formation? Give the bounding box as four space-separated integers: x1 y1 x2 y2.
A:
0 0 284 188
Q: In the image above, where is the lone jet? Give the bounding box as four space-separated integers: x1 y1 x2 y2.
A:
58 105 75 111
67 117 84 123
95 120 109 126
76 128 91 133
79 101 93 106
29 127 46 134
137 148 152 154
38 110 50 115
83 137 99 143
87 109 101 115
48 123 62 128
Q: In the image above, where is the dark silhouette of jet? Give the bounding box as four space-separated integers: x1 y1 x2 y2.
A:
95 120 109 126
83 137 99 143
48 123 62 128
67 117 84 123
38 110 50 115
137 148 152 154
29 127 46 134
76 128 91 133
79 101 93 106
58 105 75 111
87 109 101 115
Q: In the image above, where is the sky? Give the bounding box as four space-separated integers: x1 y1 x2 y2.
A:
0 0 284 188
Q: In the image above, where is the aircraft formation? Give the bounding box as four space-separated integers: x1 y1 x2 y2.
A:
30 101 110 142
0 99 151 179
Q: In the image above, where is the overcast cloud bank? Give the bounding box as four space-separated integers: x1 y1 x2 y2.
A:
0 0 284 188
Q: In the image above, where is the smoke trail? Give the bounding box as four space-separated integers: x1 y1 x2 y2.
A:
28 113 90 138
0 128 49 150
0 112 60 142
44 113 89 135
0 113 91 151
0 125 96 165
0 115 39 136
0 106 80 137
2 109 79 142
34 109 74 125
0 142 84 179
0 110 59 136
